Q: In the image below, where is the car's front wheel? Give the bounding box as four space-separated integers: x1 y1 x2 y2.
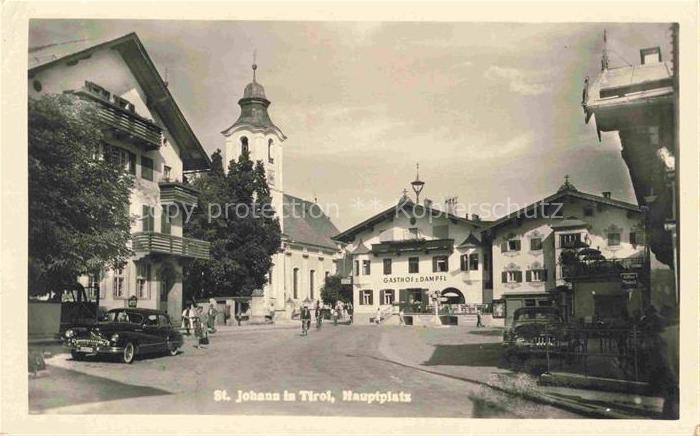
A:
70 350 85 361
122 342 136 364
166 339 179 356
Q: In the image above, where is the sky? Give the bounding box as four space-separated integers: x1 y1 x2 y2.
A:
29 20 673 230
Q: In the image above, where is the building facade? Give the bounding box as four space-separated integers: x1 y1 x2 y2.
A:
485 179 646 326
332 198 489 325
221 65 342 317
28 34 211 324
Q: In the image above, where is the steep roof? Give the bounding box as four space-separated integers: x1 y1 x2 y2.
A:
332 197 487 244
282 194 340 251
484 186 640 232
28 33 210 171
457 233 482 247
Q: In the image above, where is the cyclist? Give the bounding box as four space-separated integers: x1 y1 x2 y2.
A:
300 305 311 336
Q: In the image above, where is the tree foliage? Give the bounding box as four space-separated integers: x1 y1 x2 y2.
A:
320 275 352 306
183 148 281 300
28 94 134 296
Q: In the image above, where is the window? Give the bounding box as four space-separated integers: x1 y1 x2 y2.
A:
293 268 299 299
460 254 469 271
163 165 172 181
530 238 543 251
142 205 155 232
469 253 479 271
409 227 419 239
141 156 154 181
309 270 315 299
362 260 371 275
104 144 136 174
240 136 249 155
584 206 594 217
630 232 640 247
381 289 395 305
383 258 392 275
136 263 151 299
607 232 621 246
501 238 521 252
501 270 523 283
145 314 158 326
526 269 547 282
360 290 373 305
268 139 274 163
113 267 126 298
433 256 448 272
161 205 172 234
560 233 582 249
408 257 419 274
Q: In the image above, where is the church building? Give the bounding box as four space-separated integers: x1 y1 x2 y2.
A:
221 63 343 318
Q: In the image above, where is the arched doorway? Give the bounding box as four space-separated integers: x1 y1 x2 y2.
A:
441 288 465 305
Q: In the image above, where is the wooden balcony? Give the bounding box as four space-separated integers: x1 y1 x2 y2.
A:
371 238 454 256
69 84 162 151
560 256 646 282
159 180 199 207
132 232 210 260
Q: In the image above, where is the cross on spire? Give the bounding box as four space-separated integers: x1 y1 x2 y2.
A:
252 49 258 82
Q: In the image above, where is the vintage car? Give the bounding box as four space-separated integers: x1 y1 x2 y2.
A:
502 306 569 361
63 308 184 364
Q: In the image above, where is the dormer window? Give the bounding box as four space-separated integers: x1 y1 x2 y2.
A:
268 139 274 163
240 136 249 155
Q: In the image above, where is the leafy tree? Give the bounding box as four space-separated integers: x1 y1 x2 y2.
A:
320 275 352 306
183 148 281 300
28 94 133 298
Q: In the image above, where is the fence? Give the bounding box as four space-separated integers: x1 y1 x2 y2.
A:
506 324 664 382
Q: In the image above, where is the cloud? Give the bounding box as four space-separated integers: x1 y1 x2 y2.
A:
484 66 551 96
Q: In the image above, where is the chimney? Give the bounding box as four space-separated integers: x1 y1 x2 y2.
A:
423 198 433 209
471 214 480 221
602 191 611 199
640 47 661 65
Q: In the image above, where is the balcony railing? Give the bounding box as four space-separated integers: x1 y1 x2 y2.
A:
561 256 646 281
70 86 163 151
371 238 454 256
132 232 210 260
159 180 199 207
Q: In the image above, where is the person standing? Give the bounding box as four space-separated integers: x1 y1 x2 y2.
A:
375 307 382 326
476 310 484 328
193 306 209 348
207 301 218 334
181 302 195 335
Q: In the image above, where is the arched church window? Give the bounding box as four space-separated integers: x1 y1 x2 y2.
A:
268 139 274 163
240 136 249 156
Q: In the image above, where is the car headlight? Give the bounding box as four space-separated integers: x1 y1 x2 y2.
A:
110 333 120 343
65 329 75 338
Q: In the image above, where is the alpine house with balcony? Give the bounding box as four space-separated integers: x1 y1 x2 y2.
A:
29 33 211 322
482 177 647 327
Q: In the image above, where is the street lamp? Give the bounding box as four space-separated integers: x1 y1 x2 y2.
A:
411 163 425 203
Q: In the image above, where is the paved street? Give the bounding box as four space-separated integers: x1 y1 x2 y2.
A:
29 325 582 418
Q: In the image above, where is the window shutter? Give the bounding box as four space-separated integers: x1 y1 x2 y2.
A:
516 271 523 282
379 290 384 304
369 291 373 306
500 241 508 252
128 152 136 175
542 269 548 281
432 257 438 273
526 270 532 282
501 271 508 283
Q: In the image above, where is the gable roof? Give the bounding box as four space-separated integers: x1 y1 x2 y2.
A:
332 197 487 244
457 233 482 247
282 194 340 251
28 33 210 171
484 187 640 233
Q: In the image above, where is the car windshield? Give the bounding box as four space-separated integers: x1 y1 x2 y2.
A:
514 309 560 322
106 310 144 324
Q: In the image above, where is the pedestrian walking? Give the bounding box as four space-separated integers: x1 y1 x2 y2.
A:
181 302 195 335
315 305 323 330
375 307 382 326
300 305 311 336
399 308 405 326
476 311 484 328
346 301 353 324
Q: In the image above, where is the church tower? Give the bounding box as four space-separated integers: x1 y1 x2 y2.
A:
221 61 286 228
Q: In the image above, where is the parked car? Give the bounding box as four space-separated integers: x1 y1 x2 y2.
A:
502 306 569 362
63 308 184 364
